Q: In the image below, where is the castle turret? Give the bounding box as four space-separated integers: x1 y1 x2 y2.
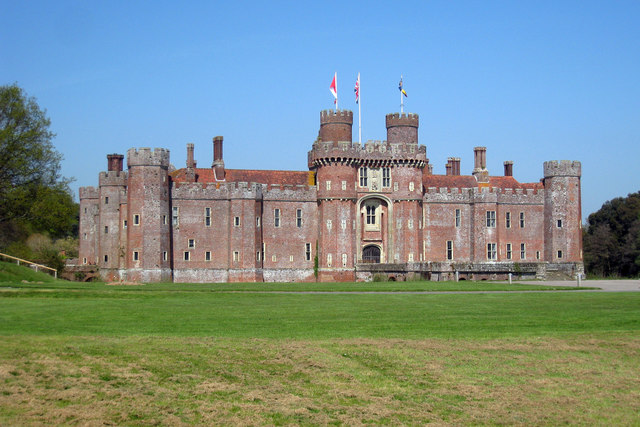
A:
126 148 172 282
319 110 353 143
386 113 418 144
543 161 582 271
78 186 99 266
99 153 128 280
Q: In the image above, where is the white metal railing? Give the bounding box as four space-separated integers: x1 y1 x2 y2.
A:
0 252 57 279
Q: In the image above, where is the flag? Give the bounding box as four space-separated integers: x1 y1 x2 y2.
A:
399 77 407 97
329 72 337 104
354 73 360 104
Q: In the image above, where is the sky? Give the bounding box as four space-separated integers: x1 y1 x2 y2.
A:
1 0 638 221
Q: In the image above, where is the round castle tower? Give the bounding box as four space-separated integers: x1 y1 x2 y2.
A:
386 113 419 144
126 148 172 283
319 110 353 143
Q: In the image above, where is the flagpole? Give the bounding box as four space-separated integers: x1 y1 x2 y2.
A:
335 72 338 111
358 73 362 144
400 74 404 114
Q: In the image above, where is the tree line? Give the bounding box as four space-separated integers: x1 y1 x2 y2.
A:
583 192 640 278
0 84 78 272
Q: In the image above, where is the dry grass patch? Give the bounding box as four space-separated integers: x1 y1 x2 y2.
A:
1 335 639 425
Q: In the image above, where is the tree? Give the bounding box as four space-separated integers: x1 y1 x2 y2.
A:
0 84 77 247
583 191 640 277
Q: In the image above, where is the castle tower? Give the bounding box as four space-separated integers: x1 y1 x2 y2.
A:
98 154 128 281
78 186 99 266
543 161 583 270
311 110 357 281
319 110 353 143
126 148 172 282
386 113 418 144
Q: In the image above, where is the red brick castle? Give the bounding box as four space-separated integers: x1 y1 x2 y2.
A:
78 110 582 282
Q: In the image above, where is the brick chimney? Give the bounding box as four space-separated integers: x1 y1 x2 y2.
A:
472 147 489 182
213 136 225 180
504 161 513 177
185 143 197 182
445 158 453 176
451 157 461 176
107 154 124 173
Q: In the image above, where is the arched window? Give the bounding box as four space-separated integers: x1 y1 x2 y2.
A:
362 245 381 263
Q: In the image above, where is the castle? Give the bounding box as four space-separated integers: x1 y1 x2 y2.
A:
78 110 583 283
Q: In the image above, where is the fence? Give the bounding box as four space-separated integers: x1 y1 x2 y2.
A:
0 252 57 279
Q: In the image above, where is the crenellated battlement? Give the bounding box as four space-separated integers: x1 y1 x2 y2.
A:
385 112 419 128
423 185 544 204
171 181 264 200
320 109 353 124
127 147 170 168
79 186 99 200
543 160 581 178
263 183 317 202
99 170 128 186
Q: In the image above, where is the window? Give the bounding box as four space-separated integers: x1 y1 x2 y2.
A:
205 208 211 227
82 257 87 265
557 219 563 228
487 243 497 260
341 219 346 230
162 215 167 225
536 251 540 260
256 217 261 227
393 182 398 191
341 180 346 190
520 243 526 260
342 253 347 267
305 243 311 261
296 209 302 228
233 251 239 262
272 255 277 262
234 216 240 227
455 209 461 227
184 251 190 261
359 167 368 187
104 196 109 205
506 212 511 229
104 226 109 234
133 251 139 261
408 253 414 262
163 251 168 261
123 220 127 228
486 211 496 228
274 209 280 227
133 214 140 226
447 241 453 260
382 167 391 187
557 250 563 259
326 180 331 191
256 251 261 261
172 207 179 226
408 219 413 229
366 205 376 225
520 212 525 228
326 219 332 230
409 182 415 191
506 243 512 260
188 239 195 248
327 253 332 267
205 251 211 261
104 255 108 263
290 255 294 262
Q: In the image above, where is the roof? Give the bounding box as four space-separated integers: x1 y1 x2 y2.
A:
171 168 313 186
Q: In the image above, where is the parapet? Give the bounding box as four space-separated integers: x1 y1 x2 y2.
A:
543 160 581 178
99 170 128 186
127 147 170 168
319 109 353 143
385 113 419 129
79 186 99 200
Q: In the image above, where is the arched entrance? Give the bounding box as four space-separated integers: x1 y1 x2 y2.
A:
362 245 381 263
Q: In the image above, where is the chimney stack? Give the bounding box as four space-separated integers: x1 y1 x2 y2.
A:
472 147 489 182
504 161 513 177
186 143 196 169
213 136 225 180
451 157 461 175
446 158 453 176
107 154 124 173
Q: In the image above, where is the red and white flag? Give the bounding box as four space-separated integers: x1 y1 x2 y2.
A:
329 72 337 104
354 73 360 104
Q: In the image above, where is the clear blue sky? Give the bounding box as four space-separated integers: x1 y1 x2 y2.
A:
1 1 638 221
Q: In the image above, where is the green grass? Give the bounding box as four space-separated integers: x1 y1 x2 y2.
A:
1 261 639 424
0 260 57 283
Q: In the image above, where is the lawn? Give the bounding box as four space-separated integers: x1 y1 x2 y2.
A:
0 262 639 424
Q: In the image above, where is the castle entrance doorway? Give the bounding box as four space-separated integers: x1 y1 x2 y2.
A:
362 245 381 263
